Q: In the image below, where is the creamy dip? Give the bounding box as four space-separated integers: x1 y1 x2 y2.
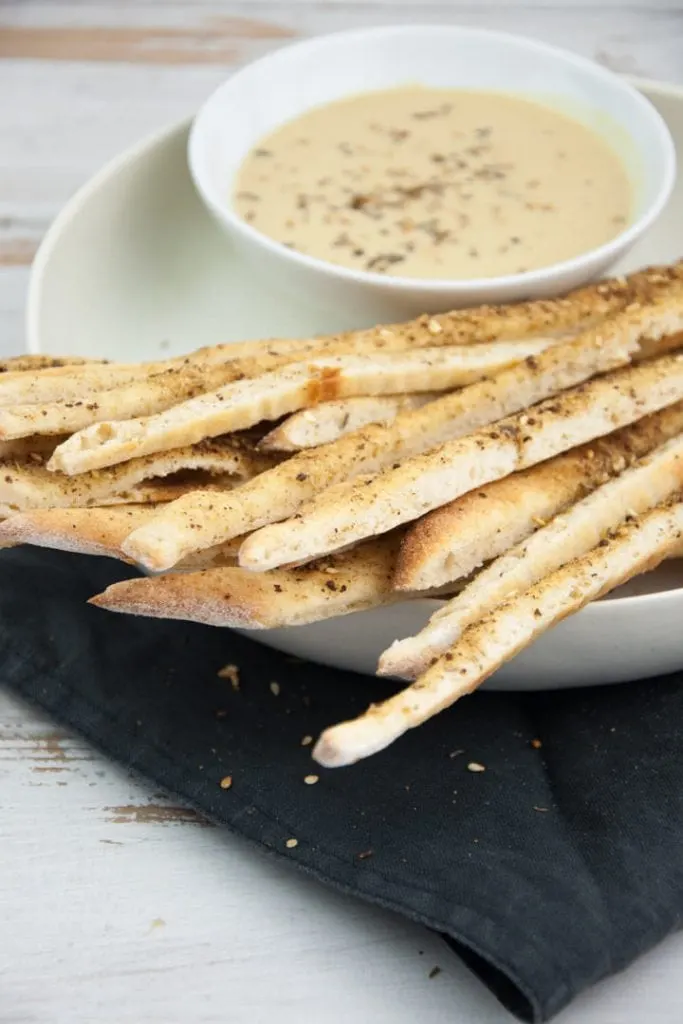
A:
233 87 631 279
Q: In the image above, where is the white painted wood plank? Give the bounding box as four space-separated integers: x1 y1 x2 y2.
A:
2 4 681 78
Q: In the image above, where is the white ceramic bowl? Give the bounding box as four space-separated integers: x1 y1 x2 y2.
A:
188 25 676 324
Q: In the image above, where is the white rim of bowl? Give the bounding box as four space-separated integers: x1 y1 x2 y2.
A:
188 25 677 295
24 77 683 614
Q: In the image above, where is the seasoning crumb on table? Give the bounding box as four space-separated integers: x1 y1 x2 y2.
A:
217 663 240 690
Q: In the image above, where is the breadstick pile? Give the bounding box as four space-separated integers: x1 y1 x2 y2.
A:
2 261 683 766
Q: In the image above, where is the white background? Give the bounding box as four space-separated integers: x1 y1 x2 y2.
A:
1 2 683 1021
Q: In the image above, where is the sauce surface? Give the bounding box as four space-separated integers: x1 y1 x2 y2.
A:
234 87 631 280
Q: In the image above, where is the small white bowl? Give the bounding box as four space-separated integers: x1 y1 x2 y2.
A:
188 25 676 323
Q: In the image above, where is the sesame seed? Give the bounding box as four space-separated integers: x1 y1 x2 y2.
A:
285 838 299 849
467 761 486 773
219 775 233 790
427 318 443 335
301 735 313 746
269 681 280 696
217 664 240 688
304 774 319 785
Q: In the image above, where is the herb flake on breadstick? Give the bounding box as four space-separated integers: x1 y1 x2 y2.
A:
313 501 683 767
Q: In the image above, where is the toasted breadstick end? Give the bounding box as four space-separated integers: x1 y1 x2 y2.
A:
242 345 683 571
49 339 554 475
0 434 67 461
0 363 247 439
395 400 683 590
258 393 439 451
0 362 147 406
0 355 102 373
0 505 167 560
0 505 242 566
0 436 276 512
90 534 403 627
314 501 683 766
381 431 683 677
0 474 244 518
122 309 640 572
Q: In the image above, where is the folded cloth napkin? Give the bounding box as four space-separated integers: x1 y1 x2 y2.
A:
2 545 682 1022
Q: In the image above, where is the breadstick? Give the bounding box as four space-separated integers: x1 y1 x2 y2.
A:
381 431 683 678
0 505 242 567
313 501 683 767
394 401 683 591
0 436 276 511
258 393 438 451
90 534 403 627
120 305 643 572
239 350 683 571
48 339 554 473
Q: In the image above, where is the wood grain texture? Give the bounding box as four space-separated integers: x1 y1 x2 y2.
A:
0 18 293 64
1 4 683 1021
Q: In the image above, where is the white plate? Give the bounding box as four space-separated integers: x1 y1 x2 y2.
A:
27 79 683 690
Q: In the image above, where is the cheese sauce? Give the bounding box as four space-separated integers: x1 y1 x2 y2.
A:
234 87 631 280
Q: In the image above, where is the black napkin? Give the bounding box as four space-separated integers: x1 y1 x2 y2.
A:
2 545 683 1022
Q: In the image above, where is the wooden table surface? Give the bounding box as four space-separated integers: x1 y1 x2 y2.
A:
2 3 683 1022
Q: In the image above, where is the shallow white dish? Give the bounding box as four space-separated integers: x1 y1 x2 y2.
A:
27 78 683 690
189 25 675 322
